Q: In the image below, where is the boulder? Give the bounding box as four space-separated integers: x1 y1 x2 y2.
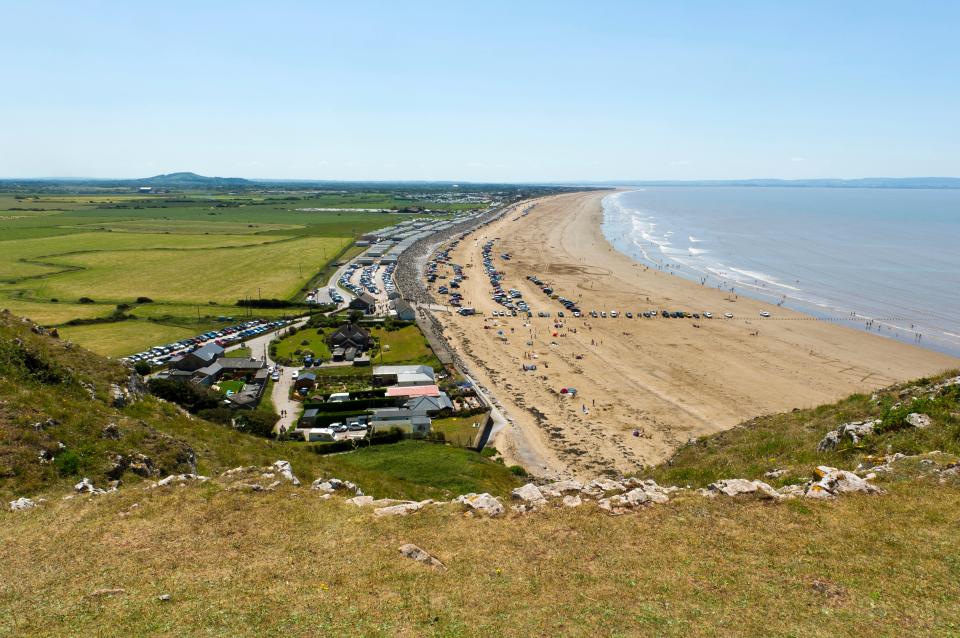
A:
905 413 932 429
374 500 433 517
272 460 300 486
561 494 582 508
703 479 782 500
311 477 362 494
817 419 880 451
151 473 208 488
455 493 504 517
399 543 446 571
540 479 583 497
764 469 787 479
74 477 106 495
809 466 883 497
9 497 37 511
101 423 122 440
345 495 375 507
511 483 546 504
580 478 625 497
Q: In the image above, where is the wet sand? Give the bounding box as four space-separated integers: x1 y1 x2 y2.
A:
433 191 959 478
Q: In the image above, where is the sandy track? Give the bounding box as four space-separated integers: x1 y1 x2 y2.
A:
432 191 959 479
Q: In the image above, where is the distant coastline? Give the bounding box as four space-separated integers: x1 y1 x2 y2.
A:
580 177 960 190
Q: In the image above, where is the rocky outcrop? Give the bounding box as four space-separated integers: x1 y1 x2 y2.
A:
598 481 673 514
455 493 505 517
149 473 209 488
905 413 932 429
374 500 434 517
74 477 114 495
817 419 880 451
312 477 362 495
702 478 783 500
511 483 546 505
399 543 446 571
9 497 39 511
272 460 300 486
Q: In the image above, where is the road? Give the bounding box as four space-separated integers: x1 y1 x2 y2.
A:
229 317 310 434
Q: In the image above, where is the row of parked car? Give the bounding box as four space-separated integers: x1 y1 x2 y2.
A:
122 319 289 367
483 240 532 314
527 274 582 316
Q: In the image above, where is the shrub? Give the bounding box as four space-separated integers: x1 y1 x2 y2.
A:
508 465 529 477
133 361 151 376
236 411 277 437
54 449 81 477
77 297 95 304
135 296 154 304
147 378 221 413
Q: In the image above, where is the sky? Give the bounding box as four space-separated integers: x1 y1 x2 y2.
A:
1 1 958 182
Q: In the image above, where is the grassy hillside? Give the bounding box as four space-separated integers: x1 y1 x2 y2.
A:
0 312 518 502
3 310 960 636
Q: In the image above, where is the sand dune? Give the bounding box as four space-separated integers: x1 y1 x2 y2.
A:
433 191 959 478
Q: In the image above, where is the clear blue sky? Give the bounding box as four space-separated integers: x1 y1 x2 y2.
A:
2 1 958 181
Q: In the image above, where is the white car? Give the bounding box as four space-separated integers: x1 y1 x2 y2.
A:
760 311 771 317
724 312 734 319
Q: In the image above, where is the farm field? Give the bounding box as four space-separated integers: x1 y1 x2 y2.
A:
371 325 442 369
13 236 349 305
57 320 204 357
0 231 274 281
273 327 333 364
431 414 486 447
0 297 111 324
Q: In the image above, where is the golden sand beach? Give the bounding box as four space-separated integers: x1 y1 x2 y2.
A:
433 191 960 478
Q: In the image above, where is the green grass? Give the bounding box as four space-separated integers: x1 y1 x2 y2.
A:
273 327 332 364
57 320 204 357
0 295 113 324
216 380 245 395
301 439 519 500
32 236 348 305
224 347 251 358
432 413 487 447
370 325 442 369
644 371 960 489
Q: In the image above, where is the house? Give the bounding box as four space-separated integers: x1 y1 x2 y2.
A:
405 393 454 415
372 364 436 386
295 372 316 392
300 408 320 427
349 292 377 315
352 352 371 367
369 408 432 435
173 343 224 372
391 299 416 321
385 384 441 398
327 323 371 351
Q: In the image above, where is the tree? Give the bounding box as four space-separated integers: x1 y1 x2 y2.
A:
133 361 151 376
349 310 363 324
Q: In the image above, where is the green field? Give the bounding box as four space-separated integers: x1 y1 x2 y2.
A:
57 320 203 357
370 325 442 368
431 413 487 447
273 327 333 364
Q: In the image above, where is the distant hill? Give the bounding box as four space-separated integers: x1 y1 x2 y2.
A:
132 172 253 188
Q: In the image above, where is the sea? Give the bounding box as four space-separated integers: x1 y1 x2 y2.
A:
601 187 960 358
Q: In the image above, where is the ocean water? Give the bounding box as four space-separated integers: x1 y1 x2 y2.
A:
601 187 960 357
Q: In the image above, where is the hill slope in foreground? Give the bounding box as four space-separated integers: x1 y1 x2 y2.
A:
2 310 960 637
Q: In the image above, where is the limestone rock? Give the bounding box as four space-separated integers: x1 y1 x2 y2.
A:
540 479 583 497
311 477 362 494
399 543 446 571
150 473 208 488
809 466 883 497
561 494 582 508
817 419 880 451
374 500 433 517
511 483 546 504
580 478 625 497
101 422 122 440
905 413 932 429
455 493 504 517
272 460 300 486
9 497 37 511
704 478 782 500
345 495 375 507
